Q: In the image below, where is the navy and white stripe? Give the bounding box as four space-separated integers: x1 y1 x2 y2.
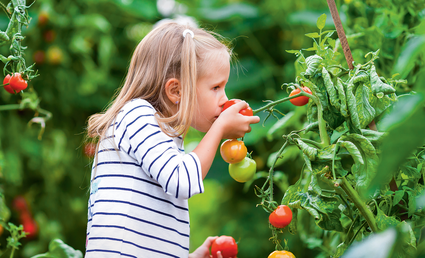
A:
86 98 204 258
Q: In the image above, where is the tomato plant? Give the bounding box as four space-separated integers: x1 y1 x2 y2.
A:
248 13 425 257
220 139 247 164
222 99 253 116
211 235 238 258
288 86 311 106
269 205 293 228
229 157 256 182
268 250 296 258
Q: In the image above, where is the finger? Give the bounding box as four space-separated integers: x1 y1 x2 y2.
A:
248 115 261 124
203 236 218 247
232 101 249 112
216 251 223 258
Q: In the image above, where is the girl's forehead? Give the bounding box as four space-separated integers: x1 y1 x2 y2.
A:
198 49 230 76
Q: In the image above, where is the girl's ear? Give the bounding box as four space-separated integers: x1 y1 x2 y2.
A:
165 78 181 105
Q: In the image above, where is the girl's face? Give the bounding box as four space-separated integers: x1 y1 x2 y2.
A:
191 50 230 132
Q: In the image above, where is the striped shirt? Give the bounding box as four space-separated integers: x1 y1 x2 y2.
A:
85 98 204 258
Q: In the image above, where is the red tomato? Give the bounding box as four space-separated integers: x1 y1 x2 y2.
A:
20 212 38 239
268 250 296 258
0 224 3 236
84 142 97 158
220 139 247 164
222 99 253 116
9 73 28 91
34 50 46 64
3 74 15 94
269 205 293 228
289 86 311 106
211 236 238 258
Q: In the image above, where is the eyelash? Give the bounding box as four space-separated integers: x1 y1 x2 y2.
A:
213 86 220 90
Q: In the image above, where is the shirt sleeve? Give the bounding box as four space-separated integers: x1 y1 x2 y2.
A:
117 103 204 199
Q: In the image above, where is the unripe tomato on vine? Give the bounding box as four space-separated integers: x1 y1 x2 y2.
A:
269 205 293 228
268 250 296 258
289 86 311 106
229 156 256 182
220 139 247 164
222 99 253 116
211 235 238 258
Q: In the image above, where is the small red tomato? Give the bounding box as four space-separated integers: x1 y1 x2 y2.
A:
220 139 247 164
289 86 311 106
20 212 38 239
9 73 28 91
38 12 49 26
84 142 97 158
269 205 293 228
0 224 3 236
222 99 253 116
211 236 238 258
3 74 15 94
43 30 56 43
33 50 46 64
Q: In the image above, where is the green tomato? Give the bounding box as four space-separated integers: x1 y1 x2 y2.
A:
229 157 256 183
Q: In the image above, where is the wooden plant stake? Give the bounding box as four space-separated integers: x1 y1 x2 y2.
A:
326 0 354 70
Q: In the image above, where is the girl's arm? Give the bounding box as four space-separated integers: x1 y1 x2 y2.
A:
193 101 260 179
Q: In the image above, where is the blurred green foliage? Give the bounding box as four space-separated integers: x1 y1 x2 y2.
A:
0 0 424 257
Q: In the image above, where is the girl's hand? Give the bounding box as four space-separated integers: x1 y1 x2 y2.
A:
216 101 260 139
189 236 223 258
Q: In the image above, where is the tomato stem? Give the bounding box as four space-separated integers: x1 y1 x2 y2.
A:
339 177 378 233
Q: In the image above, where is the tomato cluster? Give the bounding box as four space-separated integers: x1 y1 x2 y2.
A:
3 73 28 94
219 100 257 183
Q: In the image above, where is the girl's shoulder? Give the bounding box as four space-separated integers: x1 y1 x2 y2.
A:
116 98 157 125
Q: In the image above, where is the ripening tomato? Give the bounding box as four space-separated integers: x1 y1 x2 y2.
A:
229 157 256 183
289 86 311 106
20 212 38 239
211 236 238 258
43 30 56 43
46 46 64 65
222 99 253 116
0 224 3 236
38 11 49 26
9 73 28 91
269 205 293 228
268 250 296 258
220 139 247 164
84 142 97 158
3 74 14 94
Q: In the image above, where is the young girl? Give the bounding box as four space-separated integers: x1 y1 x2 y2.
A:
85 22 259 258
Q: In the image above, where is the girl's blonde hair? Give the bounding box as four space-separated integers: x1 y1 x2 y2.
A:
87 22 232 141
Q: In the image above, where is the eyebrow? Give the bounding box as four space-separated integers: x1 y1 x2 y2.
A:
212 79 227 86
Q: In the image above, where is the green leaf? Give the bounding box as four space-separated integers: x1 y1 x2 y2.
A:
355 84 376 128
339 140 364 165
343 228 396 258
367 93 425 196
305 32 320 38
392 35 425 79
296 139 318 161
322 67 340 110
393 190 405 206
267 111 295 140
370 65 396 96
316 13 327 30
31 239 83 258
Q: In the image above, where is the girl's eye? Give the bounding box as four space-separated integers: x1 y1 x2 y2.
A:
213 86 220 91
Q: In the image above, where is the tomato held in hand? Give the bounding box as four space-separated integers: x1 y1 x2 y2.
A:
269 205 293 228
289 86 311 106
211 235 238 258
3 74 14 94
9 73 28 92
220 139 247 164
268 250 296 258
229 157 256 182
222 99 253 116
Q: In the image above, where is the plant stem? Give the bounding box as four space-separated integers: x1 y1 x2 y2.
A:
268 141 288 203
340 177 378 232
0 104 21 111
